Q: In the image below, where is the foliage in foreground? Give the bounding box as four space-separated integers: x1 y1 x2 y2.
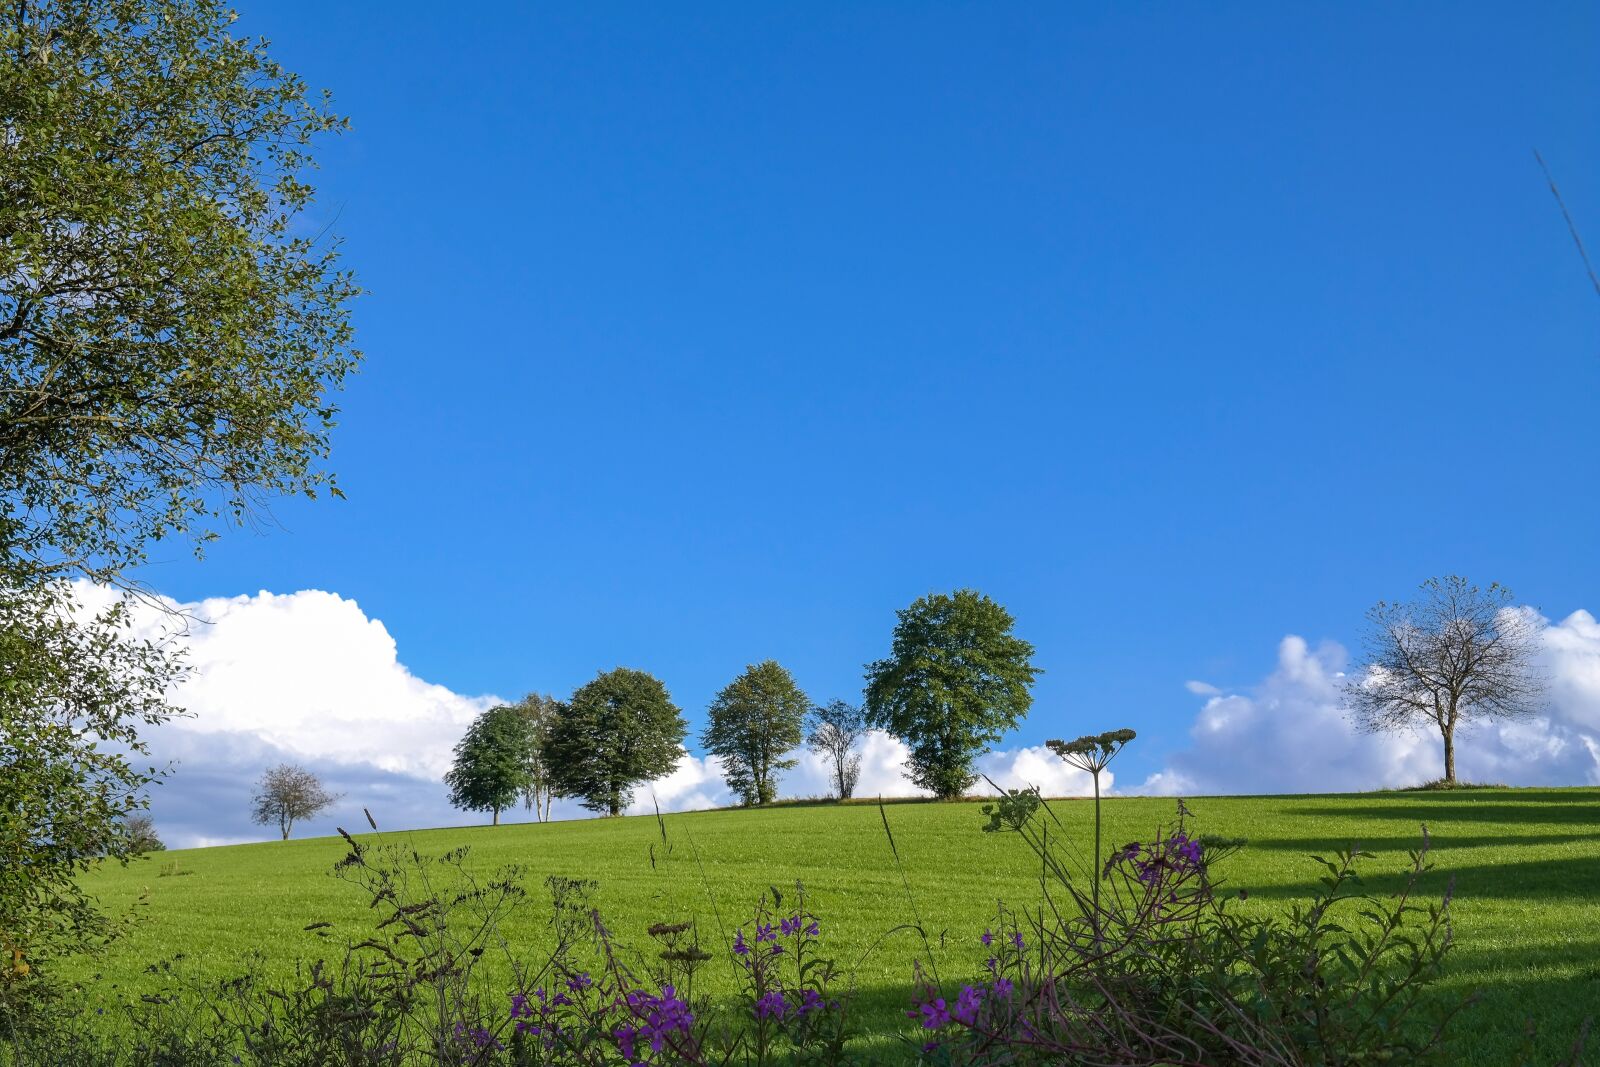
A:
0 580 180 967
10 758 1581 1064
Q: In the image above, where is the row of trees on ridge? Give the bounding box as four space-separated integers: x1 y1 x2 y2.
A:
445 576 1547 824
446 589 1039 820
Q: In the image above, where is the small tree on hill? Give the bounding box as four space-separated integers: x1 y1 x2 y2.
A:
445 704 534 826
251 764 340 840
865 589 1040 799
702 660 810 806
122 812 165 854
1346 576 1543 785
546 668 686 816
807 699 867 800
513 693 563 822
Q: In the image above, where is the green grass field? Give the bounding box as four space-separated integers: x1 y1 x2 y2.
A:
69 789 1599 1063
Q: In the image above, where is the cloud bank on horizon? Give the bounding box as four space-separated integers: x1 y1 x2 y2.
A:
80 585 1600 849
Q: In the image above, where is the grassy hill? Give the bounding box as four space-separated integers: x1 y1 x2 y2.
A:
69 789 1599 1063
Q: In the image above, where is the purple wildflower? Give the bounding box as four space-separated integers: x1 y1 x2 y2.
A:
754 990 788 1020
915 997 952 1029
953 984 983 1026
981 929 994 947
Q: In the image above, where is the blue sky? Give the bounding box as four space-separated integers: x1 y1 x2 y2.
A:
132 3 1599 832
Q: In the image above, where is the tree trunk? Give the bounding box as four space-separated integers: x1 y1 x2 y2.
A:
1442 729 1456 784
492 807 499 826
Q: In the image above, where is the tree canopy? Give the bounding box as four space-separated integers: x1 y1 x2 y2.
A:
444 705 535 826
0 0 358 586
702 660 809 806
0 0 355 975
864 589 1039 799
0 580 179 965
546 668 685 817
1346 576 1543 785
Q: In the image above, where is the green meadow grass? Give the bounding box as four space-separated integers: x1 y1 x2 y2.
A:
67 789 1600 1063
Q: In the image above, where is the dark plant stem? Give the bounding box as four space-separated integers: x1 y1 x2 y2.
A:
1091 768 1102 924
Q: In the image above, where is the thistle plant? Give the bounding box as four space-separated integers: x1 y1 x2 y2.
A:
1045 728 1135 917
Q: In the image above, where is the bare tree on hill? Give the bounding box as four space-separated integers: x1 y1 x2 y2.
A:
251 764 341 840
1345 576 1544 785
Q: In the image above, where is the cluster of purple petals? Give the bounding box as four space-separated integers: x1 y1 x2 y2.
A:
614 984 694 1065
735 913 819 963
752 986 827 1022
1116 832 1204 884
453 1021 504 1051
911 979 1013 1032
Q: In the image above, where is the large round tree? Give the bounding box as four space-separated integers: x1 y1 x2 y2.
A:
865 589 1039 799
546 668 686 817
702 660 809 806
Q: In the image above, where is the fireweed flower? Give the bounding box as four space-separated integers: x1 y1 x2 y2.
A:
567 971 594 993
981 929 994 947
756 922 777 943
993 976 1015 999
912 997 952 1029
797 988 825 1015
780 915 800 936
754 990 788 1020
1011 932 1025 950
619 985 694 1059
453 1021 503 1051
954 985 983 1025
733 930 749 957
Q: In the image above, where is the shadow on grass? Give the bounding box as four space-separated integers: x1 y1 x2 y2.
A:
1243 832 1596 852
1292 799 1600 827
1233 853 1600 902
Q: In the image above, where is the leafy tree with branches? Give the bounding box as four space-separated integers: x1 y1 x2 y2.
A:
120 813 164 854
807 700 867 800
250 764 340 840
1 0 359 587
0 0 356 976
546 668 686 817
445 705 535 826
512 693 563 822
1346 576 1544 786
0 581 180 971
865 589 1039 799
702 660 809 806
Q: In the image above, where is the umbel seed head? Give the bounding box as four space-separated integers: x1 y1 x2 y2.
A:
1046 729 1137 771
